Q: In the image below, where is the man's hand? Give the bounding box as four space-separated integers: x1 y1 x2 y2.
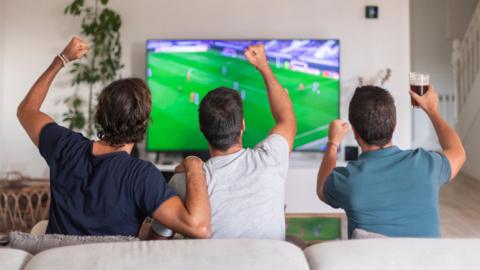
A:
409 86 439 116
244 44 269 72
181 156 203 174
328 120 350 145
174 156 203 174
61 37 89 62
174 164 185 174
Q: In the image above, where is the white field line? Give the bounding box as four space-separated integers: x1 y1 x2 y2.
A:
295 125 329 140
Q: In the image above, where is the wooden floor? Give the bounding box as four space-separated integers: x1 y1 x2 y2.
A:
440 173 480 238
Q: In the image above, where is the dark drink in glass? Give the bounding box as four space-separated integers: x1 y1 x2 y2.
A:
409 72 430 107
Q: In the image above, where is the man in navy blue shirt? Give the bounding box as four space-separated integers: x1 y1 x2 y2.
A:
316 85 466 238
17 37 211 238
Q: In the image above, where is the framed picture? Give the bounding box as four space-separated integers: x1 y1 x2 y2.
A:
286 213 347 244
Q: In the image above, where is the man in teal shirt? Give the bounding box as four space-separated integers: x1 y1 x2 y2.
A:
316 85 466 238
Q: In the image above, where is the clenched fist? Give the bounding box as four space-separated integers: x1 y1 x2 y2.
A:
182 156 204 172
61 37 89 62
244 44 269 72
328 120 350 145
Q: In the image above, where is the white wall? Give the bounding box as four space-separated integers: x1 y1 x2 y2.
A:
463 118 480 180
0 0 411 179
411 0 478 150
460 76 480 180
446 0 480 38
0 0 5 172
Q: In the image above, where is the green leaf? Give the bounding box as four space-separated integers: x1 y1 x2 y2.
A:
64 0 84 15
64 0 123 132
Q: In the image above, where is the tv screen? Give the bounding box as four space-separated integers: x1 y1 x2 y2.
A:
146 39 340 151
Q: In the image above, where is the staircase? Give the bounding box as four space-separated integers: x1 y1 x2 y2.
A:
453 1 480 180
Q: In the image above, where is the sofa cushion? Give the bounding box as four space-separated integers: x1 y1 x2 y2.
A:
24 239 309 270
0 247 32 270
7 231 138 255
304 238 480 270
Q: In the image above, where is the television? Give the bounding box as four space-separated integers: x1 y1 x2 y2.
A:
146 39 340 152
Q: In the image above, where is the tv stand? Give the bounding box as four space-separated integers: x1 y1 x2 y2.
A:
155 152 183 165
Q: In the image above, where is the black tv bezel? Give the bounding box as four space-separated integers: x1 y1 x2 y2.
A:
145 38 341 153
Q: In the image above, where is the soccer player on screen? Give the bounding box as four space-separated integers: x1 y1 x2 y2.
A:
149 44 297 240
186 68 193 81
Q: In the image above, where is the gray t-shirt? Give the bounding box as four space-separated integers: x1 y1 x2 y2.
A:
152 134 290 240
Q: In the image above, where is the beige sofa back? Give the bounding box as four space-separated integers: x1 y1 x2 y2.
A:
23 239 309 270
0 248 32 270
3 238 480 270
305 238 480 270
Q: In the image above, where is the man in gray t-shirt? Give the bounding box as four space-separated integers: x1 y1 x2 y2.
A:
151 44 297 240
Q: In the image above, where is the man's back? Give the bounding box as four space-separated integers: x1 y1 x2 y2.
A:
324 146 451 238
168 134 289 240
40 123 176 236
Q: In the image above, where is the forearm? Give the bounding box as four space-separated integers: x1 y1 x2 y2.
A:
428 111 463 153
18 57 63 114
428 110 466 178
17 57 63 146
259 67 295 123
317 144 338 202
184 169 211 237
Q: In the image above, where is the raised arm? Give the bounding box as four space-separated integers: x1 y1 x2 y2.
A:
151 156 211 239
244 45 297 150
410 87 466 180
316 120 349 202
17 37 89 146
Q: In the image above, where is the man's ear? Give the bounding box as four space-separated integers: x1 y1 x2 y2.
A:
242 118 246 133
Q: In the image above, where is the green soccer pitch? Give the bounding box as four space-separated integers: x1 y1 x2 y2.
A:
146 50 339 151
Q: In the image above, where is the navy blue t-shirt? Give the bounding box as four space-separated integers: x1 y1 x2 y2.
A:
39 122 176 236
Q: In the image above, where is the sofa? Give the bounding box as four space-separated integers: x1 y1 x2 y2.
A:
2 238 480 270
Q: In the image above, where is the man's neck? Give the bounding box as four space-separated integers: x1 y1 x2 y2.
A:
92 140 134 156
360 142 393 153
209 144 243 158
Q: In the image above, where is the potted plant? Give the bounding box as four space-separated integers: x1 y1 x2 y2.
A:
63 0 123 137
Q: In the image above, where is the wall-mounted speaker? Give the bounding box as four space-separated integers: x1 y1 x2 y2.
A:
345 146 359 161
366 6 379 19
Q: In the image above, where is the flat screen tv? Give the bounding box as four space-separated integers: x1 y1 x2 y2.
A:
146 39 340 152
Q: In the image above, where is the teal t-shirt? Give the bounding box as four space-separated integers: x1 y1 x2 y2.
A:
324 146 451 238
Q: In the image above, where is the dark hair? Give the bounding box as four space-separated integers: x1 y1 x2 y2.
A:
199 87 243 151
348 85 396 147
95 78 152 147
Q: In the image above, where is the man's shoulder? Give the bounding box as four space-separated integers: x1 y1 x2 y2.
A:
400 147 444 162
254 134 289 151
248 134 290 168
123 157 163 180
40 122 88 142
130 157 158 171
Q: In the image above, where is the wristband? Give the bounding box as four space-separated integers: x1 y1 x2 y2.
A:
57 53 70 67
327 141 340 149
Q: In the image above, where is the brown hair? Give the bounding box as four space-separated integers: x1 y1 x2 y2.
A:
348 86 396 148
95 78 151 147
199 87 243 151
